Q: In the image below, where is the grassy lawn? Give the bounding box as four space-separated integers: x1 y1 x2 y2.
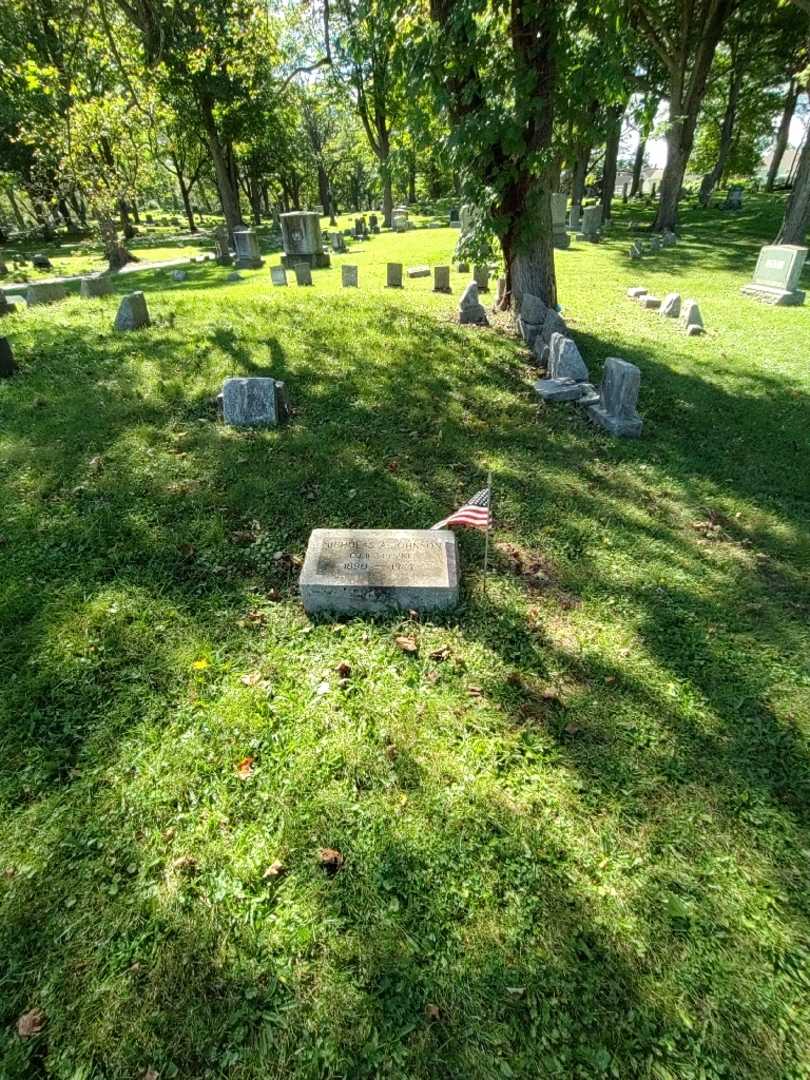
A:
1 195 809 1079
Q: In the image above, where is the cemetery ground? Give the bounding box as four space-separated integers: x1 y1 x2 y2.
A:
1 196 809 1079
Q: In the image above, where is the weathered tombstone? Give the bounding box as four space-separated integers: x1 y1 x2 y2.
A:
386 262 403 288
0 337 16 378
171 269 187 282
433 265 451 293
548 332 589 382
221 377 287 427
458 281 488 325
640 295 661 309
569 204 581 231
80 275 112 299
32 253 53 270
449 207 461 226
534 376 587 402
408 265 430 279
299 528 459 614
537 308 567 352
456 262 470 274
26 282 67 306
629 241 644 260
114 291 150 331
280 211 329 268
342 264 358 287
331 233 347 253
354 217 366 238
392 209 409 231
661 230 678 247
581 205 602 242
294 263 313 286
270 266 288 286
586 357 643 437
369 213 378 229
659 292 681 318
681 299 704 333
626 286 648 299
551 193 569 250
517 292 548 347
741 244 807 306
722 185 743 211
314 204 324 216
226 271 243 282
473 265 490 292
213 225 232 266
648 235 662 253
233 227 264 269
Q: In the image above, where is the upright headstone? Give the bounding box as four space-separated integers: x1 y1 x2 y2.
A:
213 225 232 266
548 332 589 382
280 212 330 268
458 281 488 325
586 357 643 437
569 205 581 231
456 262 470 274
551 193 569 250
449 208 461 227
433 266 451 293
581 205 602 242
741 244 807 306
680 299 704 333
299 529 460 614
114 291 150 331
80 276 112 299
392 209 409 232
270 266 288 286
331 233 347 253
26 282 67 306
0 337 16 378
32 253 53 270
722 185 743 211
473 265 490 292
221 377 287 427
659 292 681 318
386 262 403 288
341 264 358 287
233 227 263 269
517 293 548 348
294 263 313 286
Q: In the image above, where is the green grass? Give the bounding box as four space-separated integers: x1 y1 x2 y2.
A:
1 195 809 1079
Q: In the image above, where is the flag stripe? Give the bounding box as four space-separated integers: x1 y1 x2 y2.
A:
431 487 492 531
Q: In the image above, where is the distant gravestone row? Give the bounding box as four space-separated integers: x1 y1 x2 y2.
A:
627 286 704 334
629 230 677 260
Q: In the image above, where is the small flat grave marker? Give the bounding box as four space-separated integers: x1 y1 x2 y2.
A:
299 528 459 614
221 377 288 427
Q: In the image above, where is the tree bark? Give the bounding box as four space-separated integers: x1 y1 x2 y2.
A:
408 154 416 203
766 79 799 192
381 155 393 225
776 129 810 244
199 94 243 239
119 199 136 239
6 188 26 230
698 63 742 207
177 170 197 232
631 138 646 196
600 108 623 221
317 164 330 211
571 144 590 208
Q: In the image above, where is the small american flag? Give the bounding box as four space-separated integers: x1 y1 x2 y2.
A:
431 487 492 532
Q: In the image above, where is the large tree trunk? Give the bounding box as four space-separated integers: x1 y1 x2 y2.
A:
502 186 556 312
57 197 75 231
408 154 416 203
119 198 136 239
766 79 799 192
199 95 243 239
776 130 810 244
317 164 330 211
631 138 646 196
381 157 393 226
698 65 742 207
600 108 623 221
6 188 26 229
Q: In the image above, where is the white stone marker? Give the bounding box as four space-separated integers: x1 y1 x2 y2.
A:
659 292 681 318
299 529 459 614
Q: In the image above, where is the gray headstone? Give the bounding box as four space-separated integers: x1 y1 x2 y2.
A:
0 337 17 378
342 264 358 287
548 332 588 382
473 265 490 292
629 241 644 260
114 291 150 331
233 227 264 269
226 271 243 283
537 308 567 350
661 230 678 247
331 233 347 253
171 270 187 282
723 186 743 210
581 205 602 241
569 205 581 230
520 293 548 325
26 282 67 306
659 292 681 318
534 377 585 402
213 225 232 265
222 377 286 427
456 262 470 274
627 286 647 299
80 276 112 299
551 193 569 249
386 262 403 288
433 266 451 293
270 266 288 286
294 263 313 286
32 253 53 269
299 528 459 614
741 244 807 306
640 295 661 309
408 266 430 278
458 281 488 325
681 299 703 329
586 357 643 438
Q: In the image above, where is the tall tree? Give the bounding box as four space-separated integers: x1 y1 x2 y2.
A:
766 79 800 191
630 0 736 231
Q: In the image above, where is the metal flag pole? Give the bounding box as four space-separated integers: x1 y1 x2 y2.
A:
482 469 493 584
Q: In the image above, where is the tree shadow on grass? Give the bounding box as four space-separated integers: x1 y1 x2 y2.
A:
1 296 809 1076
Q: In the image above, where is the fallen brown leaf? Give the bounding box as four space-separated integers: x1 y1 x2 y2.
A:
171 855 199 876
395 635 418 654
240 671 262 687
318 848 344 875
336 661 352 678
230 530 256 546
144 1069 159 1080
564 722 580 736
263 861 286 878
467 685 483 698
429 646 451 662
425 1003 441 1021
236 755 255 779
17 1008 45 1038
177 542 195 558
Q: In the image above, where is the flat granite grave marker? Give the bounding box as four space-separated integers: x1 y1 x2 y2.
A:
300 528 459 614
341 264 358 287
26 282 67 306
221 377 288 427
741 244 807 306
270 266 288 286
408 265 430 279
